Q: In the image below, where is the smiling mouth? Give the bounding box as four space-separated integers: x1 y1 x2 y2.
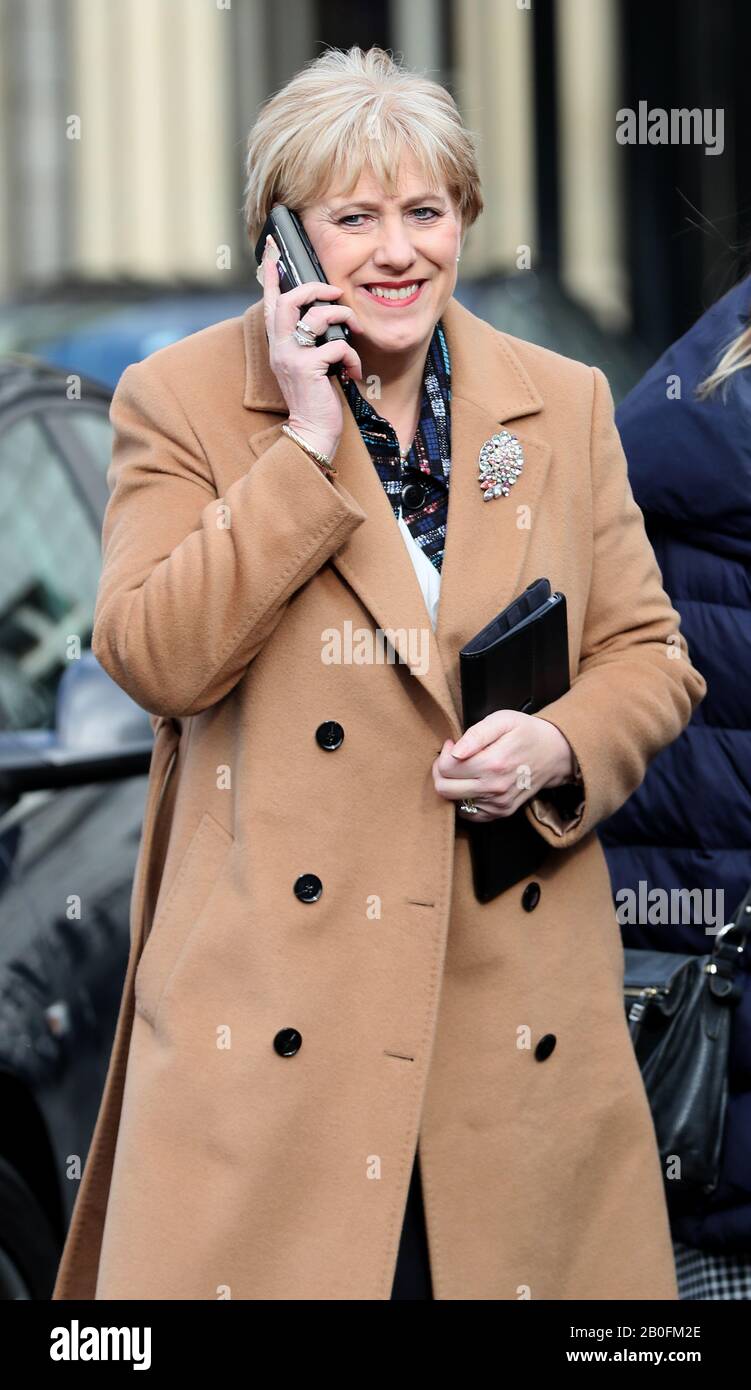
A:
359 281 427 305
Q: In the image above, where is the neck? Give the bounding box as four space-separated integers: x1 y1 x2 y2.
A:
353 331 431 414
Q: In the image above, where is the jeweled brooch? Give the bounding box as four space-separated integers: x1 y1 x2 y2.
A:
477 430 524 500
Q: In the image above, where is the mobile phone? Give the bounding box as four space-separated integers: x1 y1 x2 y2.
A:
254 204 350 378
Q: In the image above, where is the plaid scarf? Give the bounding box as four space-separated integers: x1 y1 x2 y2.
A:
341 319 451 573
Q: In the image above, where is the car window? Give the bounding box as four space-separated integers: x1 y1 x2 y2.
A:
58 410 113 477
0 413 103 731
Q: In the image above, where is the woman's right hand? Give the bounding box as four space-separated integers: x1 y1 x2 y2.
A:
261 235 364 460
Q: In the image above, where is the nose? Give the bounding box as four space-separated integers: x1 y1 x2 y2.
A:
370 212 418 273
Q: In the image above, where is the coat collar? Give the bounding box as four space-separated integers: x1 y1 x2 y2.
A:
242 295 551 741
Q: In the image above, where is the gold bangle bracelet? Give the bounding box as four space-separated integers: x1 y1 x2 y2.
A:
281 423 337 477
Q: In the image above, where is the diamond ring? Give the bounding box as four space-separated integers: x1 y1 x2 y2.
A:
293 321 317 347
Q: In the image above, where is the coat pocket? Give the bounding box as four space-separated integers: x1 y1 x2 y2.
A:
134 810 234 1028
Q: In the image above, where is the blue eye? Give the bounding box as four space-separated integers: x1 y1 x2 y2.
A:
338 207 441 227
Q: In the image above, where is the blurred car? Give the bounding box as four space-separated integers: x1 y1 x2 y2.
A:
36 291 252 390
0 275 250 355
0 276 253 391
0 355 153 1298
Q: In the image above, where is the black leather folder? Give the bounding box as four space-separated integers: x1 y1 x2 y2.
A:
458 577 571 903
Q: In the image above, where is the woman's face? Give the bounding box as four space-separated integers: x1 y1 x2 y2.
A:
298 150 463 360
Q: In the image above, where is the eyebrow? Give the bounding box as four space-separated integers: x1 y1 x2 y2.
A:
330 192 446 211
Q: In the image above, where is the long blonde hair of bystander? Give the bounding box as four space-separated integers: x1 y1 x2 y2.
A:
696 286 751 399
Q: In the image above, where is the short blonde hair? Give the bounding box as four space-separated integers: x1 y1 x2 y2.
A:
242 45 484 250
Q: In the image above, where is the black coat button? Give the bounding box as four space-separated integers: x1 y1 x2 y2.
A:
401 478 428 512
294 873 322 902
522 881 541 911
315 720 344 751
274 1028 302 1057
535 1033 557 1061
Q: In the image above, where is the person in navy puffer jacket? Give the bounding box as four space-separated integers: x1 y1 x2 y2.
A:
598 271 751 1299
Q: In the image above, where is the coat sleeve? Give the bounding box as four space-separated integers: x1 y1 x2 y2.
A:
522 364 708 848
91 356 367 717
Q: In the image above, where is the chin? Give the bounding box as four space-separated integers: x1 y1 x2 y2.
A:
364 328 427 352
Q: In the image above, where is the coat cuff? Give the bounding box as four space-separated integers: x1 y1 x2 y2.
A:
523 706 588 846
527 783 586 838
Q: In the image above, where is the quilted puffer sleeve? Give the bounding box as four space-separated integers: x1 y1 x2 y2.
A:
523 365 707 848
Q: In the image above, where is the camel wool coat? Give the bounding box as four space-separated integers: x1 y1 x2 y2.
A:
52 294 707 1301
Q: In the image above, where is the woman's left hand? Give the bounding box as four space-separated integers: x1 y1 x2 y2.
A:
431 710 576 822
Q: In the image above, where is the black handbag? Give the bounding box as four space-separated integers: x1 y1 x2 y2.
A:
623 881 751 1196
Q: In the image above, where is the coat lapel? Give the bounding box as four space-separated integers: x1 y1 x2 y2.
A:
242 295 550 740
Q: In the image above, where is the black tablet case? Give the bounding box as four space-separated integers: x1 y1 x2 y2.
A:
458 578 572 903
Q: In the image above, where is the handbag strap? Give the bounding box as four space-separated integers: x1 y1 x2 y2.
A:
712 879 751 951
731 879 751 934
707 880 751 1003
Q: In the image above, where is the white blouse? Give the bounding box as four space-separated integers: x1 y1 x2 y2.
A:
397 509 441 632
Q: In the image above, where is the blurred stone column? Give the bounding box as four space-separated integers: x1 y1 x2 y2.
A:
0 0 71 294
555 0 628 330
70 0 238 280
453 0 536 275
391 0 444 79
231 0 273 273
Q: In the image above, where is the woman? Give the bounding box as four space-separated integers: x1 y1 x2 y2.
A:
52 46 706 1301
599 270 751 1299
